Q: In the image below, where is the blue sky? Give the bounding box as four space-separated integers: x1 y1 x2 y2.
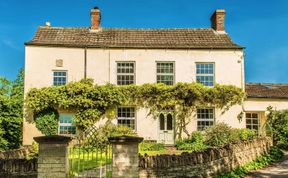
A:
0 0 287 83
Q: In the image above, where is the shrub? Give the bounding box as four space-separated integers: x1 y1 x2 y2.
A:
176 131 208 151
204 123 257 147
266 108 288 150
237 128 256 141
204 123 232 147
34 108 59 135
139 141 165 151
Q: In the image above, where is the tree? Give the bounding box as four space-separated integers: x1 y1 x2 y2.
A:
266 106 288 150
0 69 24 151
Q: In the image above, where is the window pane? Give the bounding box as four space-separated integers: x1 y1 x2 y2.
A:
59 114 76 135
156 62 174 85
246 112 259 134
160 114 165 130
117 62 135 85
167 114 173 130
117 107 136 129
196 63 214 86
53 71 67 86
197 108 214 131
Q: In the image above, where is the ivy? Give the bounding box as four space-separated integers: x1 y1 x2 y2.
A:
34 108 59 135
26 79 245 138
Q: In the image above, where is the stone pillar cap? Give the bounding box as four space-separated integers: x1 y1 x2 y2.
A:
34 135 73 144
108 136 143 144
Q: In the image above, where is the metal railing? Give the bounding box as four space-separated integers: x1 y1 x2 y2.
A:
68 126 112 178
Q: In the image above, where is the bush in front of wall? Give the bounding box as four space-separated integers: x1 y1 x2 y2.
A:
176 131 209 151
204 123 233 147
204 123 257 147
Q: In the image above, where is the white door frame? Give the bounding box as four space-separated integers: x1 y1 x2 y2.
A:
157 111 175 145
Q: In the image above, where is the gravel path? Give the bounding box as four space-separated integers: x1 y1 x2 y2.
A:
246 151 288 178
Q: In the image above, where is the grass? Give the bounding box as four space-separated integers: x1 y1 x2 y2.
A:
69 146 112 176
139 149 185 156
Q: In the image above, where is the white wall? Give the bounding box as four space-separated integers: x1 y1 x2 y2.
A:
23 46 244 145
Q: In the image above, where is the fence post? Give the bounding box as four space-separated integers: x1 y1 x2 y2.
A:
34 135 72 178
108 136 143 178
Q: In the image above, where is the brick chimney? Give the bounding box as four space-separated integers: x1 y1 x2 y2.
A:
90 7 101 31
211 10 226 32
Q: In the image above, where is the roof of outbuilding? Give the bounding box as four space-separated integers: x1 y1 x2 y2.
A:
246 83 288 99
25 26 243 49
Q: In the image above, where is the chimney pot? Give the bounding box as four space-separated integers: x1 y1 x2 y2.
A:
90 7 101 31
211 9 226 32
45 21 51 27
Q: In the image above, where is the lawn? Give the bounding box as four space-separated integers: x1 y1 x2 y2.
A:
69 146 112 176
139 149 185 156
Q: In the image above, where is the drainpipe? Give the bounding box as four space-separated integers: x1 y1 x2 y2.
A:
109 48 111 83
84 47 87 79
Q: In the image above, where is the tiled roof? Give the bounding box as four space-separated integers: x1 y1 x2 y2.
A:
25 26 243 49
246 83 288 99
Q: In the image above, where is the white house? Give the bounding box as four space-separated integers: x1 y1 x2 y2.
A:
23 7 288 145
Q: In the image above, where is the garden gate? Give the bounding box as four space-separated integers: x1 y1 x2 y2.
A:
69 126 112 178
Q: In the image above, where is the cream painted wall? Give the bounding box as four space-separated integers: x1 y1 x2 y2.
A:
24 46 245 145
86 48 244 86
244 98 288 135
244 98 288 111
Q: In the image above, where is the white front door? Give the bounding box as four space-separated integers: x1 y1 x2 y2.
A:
158 113 174 145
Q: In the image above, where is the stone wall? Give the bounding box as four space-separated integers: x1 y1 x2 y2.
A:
0 146 37 177
0 146 35 159
0 158 37 177
139 137 272 178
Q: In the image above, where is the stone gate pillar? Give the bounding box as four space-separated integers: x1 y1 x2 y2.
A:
108 136 143 178
34 135 72 178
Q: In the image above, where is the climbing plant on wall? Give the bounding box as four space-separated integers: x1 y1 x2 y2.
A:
26 79 245 138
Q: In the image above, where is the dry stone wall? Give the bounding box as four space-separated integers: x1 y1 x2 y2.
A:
0 146 37 177
139 137 272 178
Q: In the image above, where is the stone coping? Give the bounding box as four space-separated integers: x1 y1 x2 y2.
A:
34 135 72 144
108 136 143 144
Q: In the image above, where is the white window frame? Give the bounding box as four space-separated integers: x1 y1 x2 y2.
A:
116 61 135 85
58 113 76 135
197 108 215 131
196 63 215 87
156 61 175 85
245 112 260 133
53 70 67 86
117 107 136 130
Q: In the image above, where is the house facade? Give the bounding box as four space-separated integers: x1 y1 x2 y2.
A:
23 7 288 145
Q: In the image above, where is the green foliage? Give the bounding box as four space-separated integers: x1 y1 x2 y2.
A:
237 128 256 141
139 141 165 151
34 108 59 135
204 123 256 147
83 124 137 148
217 146 283 178
176 131 208 151
26 79 244 138
204 123 233 146
266 107 288 150
0 69 24 151
25 142 39 160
